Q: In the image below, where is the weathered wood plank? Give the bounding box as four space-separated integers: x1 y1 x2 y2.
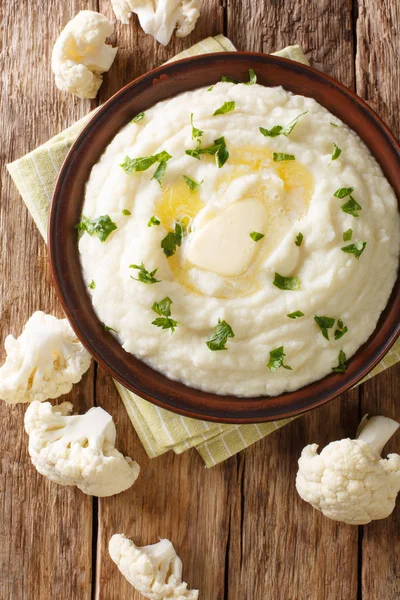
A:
360 369 400 599
226 1 359 599
356 3 400 598
95 2 229 599
227 0 355 88
356 0 400 139
0 1 95 598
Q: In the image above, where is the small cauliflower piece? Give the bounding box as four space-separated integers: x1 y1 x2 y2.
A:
109 534 199 599
25 401 140 497
110 0 200 46
296 415 400 525
51 10 118 99
0 311 91 404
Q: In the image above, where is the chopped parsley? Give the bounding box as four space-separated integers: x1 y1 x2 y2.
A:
120 151 172 185
190 113 203 140
221 69 257 85
75 215 117 243
287 311 304 319
343 228 353 241
122 209 131 216
161 222 183 258
183 175 203 191
334 186 354 198
185 136 229 168
221 74 239 84
151 297 177 333
330 122 339 128
259 111 307 138
334 319 348 340
213 101 235 116
250 231 265 242
314 315 335 340
267 346 292 372
206 319 235 351
207 85 214 92
332 350 347 373
341 241 367 259
331 143 342 161
104 325 118 333
341 196 362 217
152 160 168 186
273 152 296 162
273 272 301 291
246 68 257 85
130 262 161 284
295 232 304 247
88 280 96 290
131 112 145 123
148 216 161 227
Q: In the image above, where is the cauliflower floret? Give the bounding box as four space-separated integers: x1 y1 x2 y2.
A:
109 534 199 599
296 416 400 524
25 401 140 497
0 311 91 404
110 0 200 46
51 10 118 99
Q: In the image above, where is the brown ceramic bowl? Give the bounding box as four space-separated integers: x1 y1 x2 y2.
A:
49 52 400 423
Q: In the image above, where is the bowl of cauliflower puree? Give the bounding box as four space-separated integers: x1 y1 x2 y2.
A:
49 53 400 423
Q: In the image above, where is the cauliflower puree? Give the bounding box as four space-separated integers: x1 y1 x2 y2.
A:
78 80 400 396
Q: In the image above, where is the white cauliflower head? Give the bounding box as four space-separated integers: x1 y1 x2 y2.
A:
110 0 200 46
51 10 118 99
25 401 140 497
109 534 198 599
0 311 91 404
296 416 400 525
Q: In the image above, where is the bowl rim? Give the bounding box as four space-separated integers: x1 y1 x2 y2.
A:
49 51 400 423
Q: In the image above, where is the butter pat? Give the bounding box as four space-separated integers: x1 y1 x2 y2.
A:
186 199 268 277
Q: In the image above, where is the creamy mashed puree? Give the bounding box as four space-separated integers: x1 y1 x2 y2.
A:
78 80 400 396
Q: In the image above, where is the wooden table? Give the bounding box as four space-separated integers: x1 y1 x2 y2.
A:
1 1 399 598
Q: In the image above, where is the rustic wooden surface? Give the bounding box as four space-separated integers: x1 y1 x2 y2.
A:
0 0 399 598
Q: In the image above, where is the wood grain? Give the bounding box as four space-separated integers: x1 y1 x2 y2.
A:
0 1 399 599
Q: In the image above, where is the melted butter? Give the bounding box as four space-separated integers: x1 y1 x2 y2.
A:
154 146 314 298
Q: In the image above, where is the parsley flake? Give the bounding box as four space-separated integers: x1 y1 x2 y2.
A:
295 232 304 247
206 319 235 351
267 346 292 372
341 196 362 217
207 85 214 92
221 74 239 84
250 231 265 242
88 280 96 290
104 325 118 333
161 223 183 258
151 297 177 333
183 175 203 191
185 136 229 168
287 311 304 319
273 272 301 291
130 262 161 284
331 143 342 161
148 216 161 227
273 152 296 162
120 151 172 185
341 241 367 259
122 209 131 216
343 228 353 241
246 69 257 85
131 112 145 123
330 122 339 128
332 350 347 373
334 319 348 340
260 112 307 138
75 215 117 243
213 101 235 116
314 315 335 340
221 69 257 85
334 186 354 198
190 113 203 140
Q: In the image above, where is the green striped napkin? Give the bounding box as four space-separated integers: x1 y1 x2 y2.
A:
7 35 400 467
